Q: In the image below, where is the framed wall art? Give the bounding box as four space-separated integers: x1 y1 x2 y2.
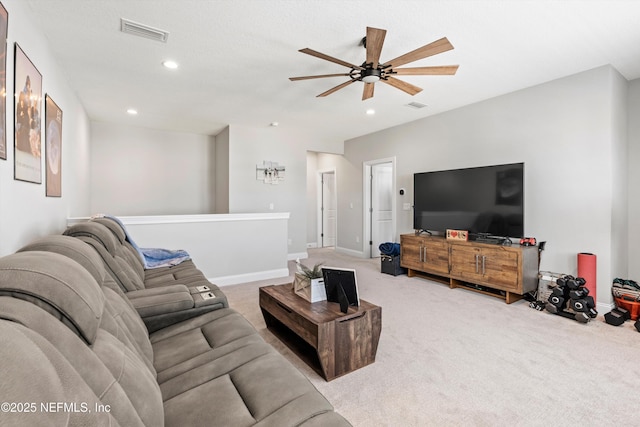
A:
45 95 62 197
0 3 8 160
14 43 43 183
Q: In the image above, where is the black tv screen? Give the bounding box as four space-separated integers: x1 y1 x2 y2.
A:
413 162 524 238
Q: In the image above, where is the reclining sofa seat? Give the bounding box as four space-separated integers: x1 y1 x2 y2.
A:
0 235 350 426
89 216 208 286
63 221 228 332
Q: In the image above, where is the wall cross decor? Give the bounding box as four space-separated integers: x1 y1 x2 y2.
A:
256 161 285 184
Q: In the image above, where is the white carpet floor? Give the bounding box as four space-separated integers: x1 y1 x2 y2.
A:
222 248 639 427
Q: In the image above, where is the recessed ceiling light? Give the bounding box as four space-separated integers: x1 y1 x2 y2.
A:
366 109 375 115
127 108 138 115
162 60 179 69
270 122 279 127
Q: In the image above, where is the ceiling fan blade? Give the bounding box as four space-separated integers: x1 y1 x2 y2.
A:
366 27 387 68
362 83 375 100
299 48 363 70
289 73 352 81
393 65 459 75
317 79 357 97
382 77 423 96
382 37 454 68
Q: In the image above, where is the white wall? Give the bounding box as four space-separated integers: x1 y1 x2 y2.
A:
628 79 640 280
226 124 343 257
0 0 91 256
90 121 214 216
306 151 318 246
214 126 229 213
340 66 628 305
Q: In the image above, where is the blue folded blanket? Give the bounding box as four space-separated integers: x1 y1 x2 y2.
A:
140 247 191 269
379 242 401 256
95 214 191 269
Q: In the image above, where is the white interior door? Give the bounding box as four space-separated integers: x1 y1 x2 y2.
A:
321 172 336 247
371 163 393 257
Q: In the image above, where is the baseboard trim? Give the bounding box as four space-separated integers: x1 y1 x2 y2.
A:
596 301 615 314
210 268 290 287
335 246 367 258
288 251 308 261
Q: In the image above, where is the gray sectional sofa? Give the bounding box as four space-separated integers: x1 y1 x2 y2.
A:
0 219 350 426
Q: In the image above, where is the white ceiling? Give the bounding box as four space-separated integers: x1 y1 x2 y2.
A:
23 0 640 141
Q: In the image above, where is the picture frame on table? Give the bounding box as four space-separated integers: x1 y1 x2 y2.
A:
45 94 62 197
14 43 43 184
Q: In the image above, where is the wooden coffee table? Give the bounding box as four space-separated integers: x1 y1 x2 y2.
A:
259 283 382 381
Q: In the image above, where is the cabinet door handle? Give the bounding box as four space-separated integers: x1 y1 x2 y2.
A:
482 255 486 274
475 254 479 273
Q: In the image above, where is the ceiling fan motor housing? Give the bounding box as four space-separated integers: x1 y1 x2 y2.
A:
361 67 381 83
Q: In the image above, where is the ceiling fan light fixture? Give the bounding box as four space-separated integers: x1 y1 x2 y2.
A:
361 68 381 83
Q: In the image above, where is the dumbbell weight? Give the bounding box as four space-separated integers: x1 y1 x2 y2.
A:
604 308 631 326
548 295 565 309
566 277 587 290
545 302 560 314
569 287 589 300
574 312 590 323
570 299 588 312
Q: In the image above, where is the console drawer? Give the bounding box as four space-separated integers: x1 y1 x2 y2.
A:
260 293 318 347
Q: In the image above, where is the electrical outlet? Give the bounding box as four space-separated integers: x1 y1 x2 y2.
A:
356 236 360 243
269 203 274 210
288 238 292 246
403 203 411 210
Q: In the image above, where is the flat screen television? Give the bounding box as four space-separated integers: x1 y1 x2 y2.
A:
413 162 524 238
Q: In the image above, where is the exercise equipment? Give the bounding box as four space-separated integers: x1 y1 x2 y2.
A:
545 275 597 323
604 308 630 326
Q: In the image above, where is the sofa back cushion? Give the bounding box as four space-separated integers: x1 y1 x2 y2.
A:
0 319 118 427
17 236 155 376
0 251 164 426
0 251 104 344
64 222 145 291
91 217 146 279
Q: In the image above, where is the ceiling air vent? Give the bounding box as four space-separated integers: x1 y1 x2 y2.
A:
120 18 169 43
406 102 427 109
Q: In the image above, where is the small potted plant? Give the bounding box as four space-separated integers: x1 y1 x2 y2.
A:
293 260 327 302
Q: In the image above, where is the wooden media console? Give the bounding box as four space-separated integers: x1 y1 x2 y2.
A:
400 233 539 303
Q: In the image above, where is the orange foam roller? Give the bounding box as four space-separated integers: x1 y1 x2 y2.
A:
577 253 597 299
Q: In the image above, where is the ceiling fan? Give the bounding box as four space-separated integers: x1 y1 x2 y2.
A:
289 27 459 100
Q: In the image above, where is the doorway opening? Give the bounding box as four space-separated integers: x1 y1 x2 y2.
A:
318 170 337 248
364 158 396 258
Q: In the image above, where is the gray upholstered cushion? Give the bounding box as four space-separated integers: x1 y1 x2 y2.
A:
0 320 117 427
17 234 106 284
0 251 104 344
90 217 146 279
0 297 156 427
91 217 127 243
65 222 145 292
64 222 120 256
128 285 194 318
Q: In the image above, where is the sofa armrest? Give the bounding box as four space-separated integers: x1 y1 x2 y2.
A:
128 286 194 318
